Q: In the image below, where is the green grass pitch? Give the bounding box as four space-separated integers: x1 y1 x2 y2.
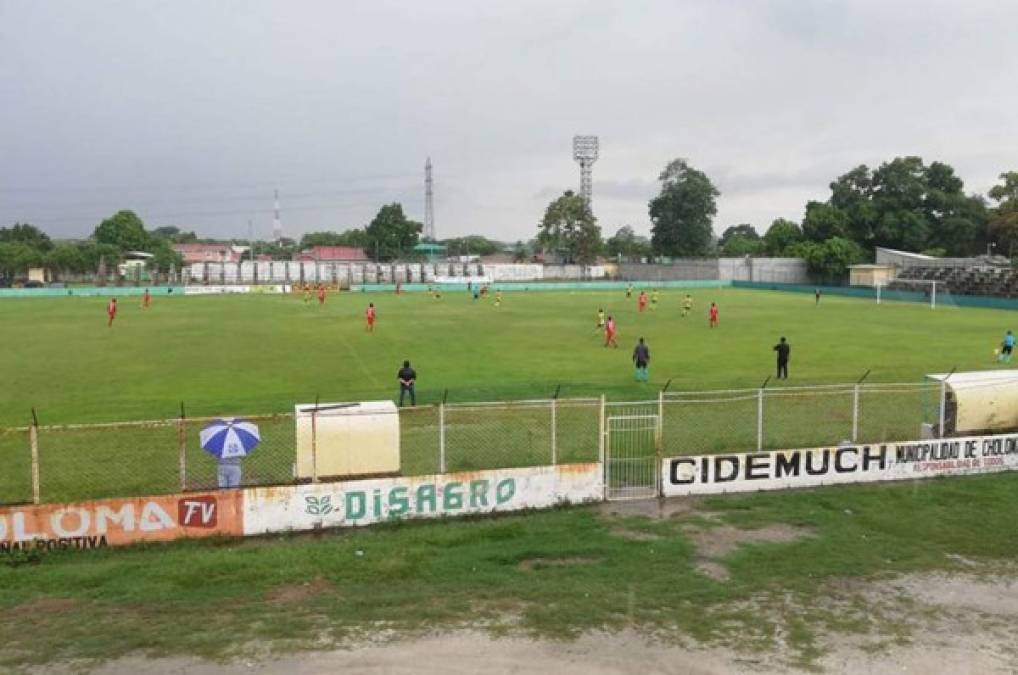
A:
2 287 1010 424
1 287 1014 503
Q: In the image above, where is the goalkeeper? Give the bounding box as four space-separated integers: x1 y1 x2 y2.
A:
999 330 1015 363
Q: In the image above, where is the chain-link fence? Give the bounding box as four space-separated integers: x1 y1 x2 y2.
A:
0 427 32 505
662 382 939 455
0 380 969 507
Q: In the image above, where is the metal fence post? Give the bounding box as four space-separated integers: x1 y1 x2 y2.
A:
598 395 607 500
439 402 447 473
938 380 947 438
657 390 665 498
757 388 765 451
598 395 606 465
30 412 40 505
852 384 860 442
177 402 187 492
550 398 557 465
311 407 319 484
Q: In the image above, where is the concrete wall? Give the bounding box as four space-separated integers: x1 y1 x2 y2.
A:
719 257 808 283
185 259 808 286
618 258 808 283
617 260 719 281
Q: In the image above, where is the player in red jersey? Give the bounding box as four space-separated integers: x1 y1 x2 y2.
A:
708 302 719 328
317 286 326 305
604 315 619 348
142 288 151 309
638 290 648 313
366 302 377 332
107 298 118 327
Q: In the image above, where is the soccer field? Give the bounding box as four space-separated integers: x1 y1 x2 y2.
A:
1 286 1010 426
2 286 1014 504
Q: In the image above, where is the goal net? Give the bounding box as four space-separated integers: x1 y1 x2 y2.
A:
876 278 956 309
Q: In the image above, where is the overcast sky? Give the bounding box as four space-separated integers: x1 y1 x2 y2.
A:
3 0 1017 243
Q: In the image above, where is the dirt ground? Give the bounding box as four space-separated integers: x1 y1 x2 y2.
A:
40 569 1018 675
45 611 1016 675
35 499 1018 674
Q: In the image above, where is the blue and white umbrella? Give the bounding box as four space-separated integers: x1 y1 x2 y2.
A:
199 418 261 459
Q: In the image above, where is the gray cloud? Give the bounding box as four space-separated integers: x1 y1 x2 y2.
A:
2 0 1017 242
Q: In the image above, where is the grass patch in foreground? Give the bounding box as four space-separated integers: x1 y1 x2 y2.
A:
1 472 1016 670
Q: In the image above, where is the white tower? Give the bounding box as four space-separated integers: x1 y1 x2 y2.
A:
572 135 599 209
424 157 435 241
272 189 282 242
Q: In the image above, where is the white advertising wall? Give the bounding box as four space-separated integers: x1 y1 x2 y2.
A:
243 463 603 535
662 434 1018 497
184 285 289 295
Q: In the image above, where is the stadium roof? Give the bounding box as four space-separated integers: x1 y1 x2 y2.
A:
875 247 937 260
926 370 1018 387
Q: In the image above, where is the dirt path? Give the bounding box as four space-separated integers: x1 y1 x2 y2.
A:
44 623 1016 675
35 500 1018 674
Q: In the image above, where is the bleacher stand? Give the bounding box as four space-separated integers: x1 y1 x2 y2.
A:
888 263 1018 298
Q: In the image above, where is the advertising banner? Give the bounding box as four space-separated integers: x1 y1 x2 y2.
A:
243 463 602 535
0 491 244 552
183 285 288 295
662 433 1018 497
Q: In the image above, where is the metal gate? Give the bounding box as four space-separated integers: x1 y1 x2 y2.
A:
605 411 660 500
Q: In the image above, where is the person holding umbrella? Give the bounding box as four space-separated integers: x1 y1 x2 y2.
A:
199 418 261 488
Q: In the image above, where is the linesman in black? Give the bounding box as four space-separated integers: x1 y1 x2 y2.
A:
773 337 790 379
398 360 417 407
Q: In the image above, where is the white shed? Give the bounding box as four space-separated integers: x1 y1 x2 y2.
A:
926 370 1018 436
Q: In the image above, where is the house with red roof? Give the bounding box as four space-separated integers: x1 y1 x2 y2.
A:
298 246 369 262
173 243 243 264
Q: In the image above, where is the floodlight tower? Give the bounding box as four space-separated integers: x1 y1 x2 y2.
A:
271 188 283 242
424 157 435 241
572 135 599 209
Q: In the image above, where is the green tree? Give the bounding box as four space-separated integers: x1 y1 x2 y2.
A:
605 226 652 261
989 171 1018 207
299 230 369 249
0 242 44 277
537 191 603 264
149 239 184 272
441 236 501 257
762 218 803 255
717 223 762 256
512 240 529 262
648 159 719 257
151 226 198 243
0 223 53 251
93 210 151 252
76 241 122 272
45 244 87 275
789 236 865 282
819 157 986 255
364 204 422 261
802 202 850 242
253 238 298 261
718 224 758 247
988 172 1018 257
720 235 765 257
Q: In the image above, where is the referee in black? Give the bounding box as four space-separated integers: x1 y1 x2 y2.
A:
397 360 416 406
773 337 790 379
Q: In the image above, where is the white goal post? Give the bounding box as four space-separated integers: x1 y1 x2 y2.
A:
876 279 941 308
